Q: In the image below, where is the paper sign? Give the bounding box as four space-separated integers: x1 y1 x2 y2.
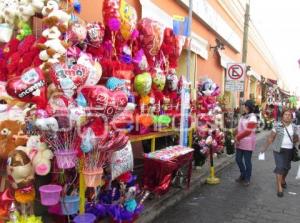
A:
111 142 133 180
258 152 265 160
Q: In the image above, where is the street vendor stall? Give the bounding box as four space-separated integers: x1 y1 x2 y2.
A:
0 0 197 222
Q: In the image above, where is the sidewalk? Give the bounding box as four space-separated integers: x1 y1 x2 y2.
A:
154 130 300 223
138 131 270 223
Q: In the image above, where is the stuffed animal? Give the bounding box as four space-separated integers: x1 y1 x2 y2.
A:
6 150 34 190
42 0 71 28
18 0 36 22
0 120 27 159
3 0 19 25
38 18 69 74
32 0 46 13
17 136 53 176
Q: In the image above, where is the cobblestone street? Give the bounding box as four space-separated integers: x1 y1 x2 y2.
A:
154 131 300 223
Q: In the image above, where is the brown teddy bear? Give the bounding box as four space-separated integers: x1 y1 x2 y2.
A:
0 120 28 159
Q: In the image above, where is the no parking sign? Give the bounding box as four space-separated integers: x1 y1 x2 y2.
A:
225 63 246 92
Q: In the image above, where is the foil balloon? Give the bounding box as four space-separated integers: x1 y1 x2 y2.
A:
152 68 166 91
81 127 95 153
106 77 125 91
166 70 179 91
86 22 105 45
138 18 164 58
77 53 102 85
134 72 152 96
51 63 89 97
103 0 121 30
119 0 137 40
83 85 128 122
67 21 87 44
6 67 47 108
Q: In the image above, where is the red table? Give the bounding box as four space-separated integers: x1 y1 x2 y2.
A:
143 149 194 195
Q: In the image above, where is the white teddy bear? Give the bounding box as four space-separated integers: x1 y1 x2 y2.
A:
31 0 46 13
3 0 19 25
16 136 54 176
42 0 70 27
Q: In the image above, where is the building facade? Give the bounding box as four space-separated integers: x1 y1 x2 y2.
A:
78 0 283 108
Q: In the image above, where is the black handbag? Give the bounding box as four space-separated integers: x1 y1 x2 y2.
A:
284 126 300 162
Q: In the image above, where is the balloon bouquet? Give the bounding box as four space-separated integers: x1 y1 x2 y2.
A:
0 0 186 221
193 78 225 167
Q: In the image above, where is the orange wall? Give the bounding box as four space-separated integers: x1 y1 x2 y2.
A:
77 0 278 89
79 0 141 22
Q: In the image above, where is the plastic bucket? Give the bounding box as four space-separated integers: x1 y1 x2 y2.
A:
61 195 79 215
39 184 62 206
83 168 103 188
55 150 77 169
73 213 96 223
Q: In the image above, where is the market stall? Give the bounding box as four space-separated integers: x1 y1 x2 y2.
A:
0 0 198 222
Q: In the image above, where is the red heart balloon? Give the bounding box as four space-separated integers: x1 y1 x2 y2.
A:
51 63 89 92
83 85 128 122
6 67 47 108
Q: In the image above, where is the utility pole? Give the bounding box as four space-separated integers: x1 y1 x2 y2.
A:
240 1 250 111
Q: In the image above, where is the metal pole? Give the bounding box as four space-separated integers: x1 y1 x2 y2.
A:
240 1 250 112
179 0 192 146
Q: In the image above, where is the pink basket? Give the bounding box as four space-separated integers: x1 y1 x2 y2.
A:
55 150 78 169
83 168 103 188
39 184 62 206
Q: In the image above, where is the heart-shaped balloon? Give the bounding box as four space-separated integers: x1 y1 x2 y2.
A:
6 67 47 108
152 68 166 91
51 63 89 97
134 72 152 96
83 86 128 122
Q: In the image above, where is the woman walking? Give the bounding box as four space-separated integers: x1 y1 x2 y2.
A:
235 100 257 186
263 110 299 197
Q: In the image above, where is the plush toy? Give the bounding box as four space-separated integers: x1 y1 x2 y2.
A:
16 21 32 41
3 0 19 25
0 120 27 159
3 38 20 60
32 0 46 13
42 0 71 28
38 18 69 74
18 0 36 22
17 136 53 176
6 150 34 190
7 149 36 205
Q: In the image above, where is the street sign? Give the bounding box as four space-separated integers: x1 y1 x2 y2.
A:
225 63 246 92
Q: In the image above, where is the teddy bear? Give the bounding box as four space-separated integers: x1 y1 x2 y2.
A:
0 120 28 159
18 0 36 22
16 136 53 176
2 0 19 26
42 0 71 28
38 17 69 75
32 0 46 13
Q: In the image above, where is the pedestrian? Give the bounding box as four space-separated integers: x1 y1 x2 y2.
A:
295 107 300 125
263 109 299 197
234 100 257 186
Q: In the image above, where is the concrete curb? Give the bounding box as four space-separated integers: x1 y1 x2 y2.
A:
138 154 235 223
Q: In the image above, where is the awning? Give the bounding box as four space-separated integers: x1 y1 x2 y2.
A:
217 50 237 68
247 69 261 81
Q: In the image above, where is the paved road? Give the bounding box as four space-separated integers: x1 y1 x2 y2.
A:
154 131 300 223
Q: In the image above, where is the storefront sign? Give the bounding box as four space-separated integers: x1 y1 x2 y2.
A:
225 63 246 92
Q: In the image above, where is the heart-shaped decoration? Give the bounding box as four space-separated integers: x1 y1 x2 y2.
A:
6 67 47 108
82 86 128 122
51 63 89 95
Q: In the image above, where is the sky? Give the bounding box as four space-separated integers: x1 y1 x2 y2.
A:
249 0 300 95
